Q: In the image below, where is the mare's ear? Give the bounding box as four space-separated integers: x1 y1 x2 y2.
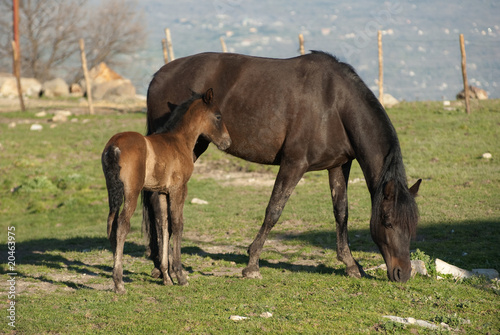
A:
167 102 178 112
203 88 214 105
409 179 422 197
383 180 395 201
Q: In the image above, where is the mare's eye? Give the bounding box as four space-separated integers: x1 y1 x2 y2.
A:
216 115 222 121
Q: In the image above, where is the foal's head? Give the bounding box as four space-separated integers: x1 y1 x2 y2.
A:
191 88 231 150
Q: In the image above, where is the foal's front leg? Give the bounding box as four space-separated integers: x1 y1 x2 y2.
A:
168 185 189 286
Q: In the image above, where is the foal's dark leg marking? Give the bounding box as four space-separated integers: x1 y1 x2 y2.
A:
148 191 163 279
329 163 365 278
243 161 308 279
168 185 189 286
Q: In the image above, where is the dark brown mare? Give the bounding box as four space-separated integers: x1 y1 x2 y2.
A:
102 88 231 293
144 51 421 283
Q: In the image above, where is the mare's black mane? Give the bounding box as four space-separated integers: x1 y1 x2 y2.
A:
311 51 418 235
153 92 204 134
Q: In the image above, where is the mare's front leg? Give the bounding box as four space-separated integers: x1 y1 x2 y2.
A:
243 160 308 279
110 193 138 294
329 163 365 278
168 185 189 285
158 193 174 285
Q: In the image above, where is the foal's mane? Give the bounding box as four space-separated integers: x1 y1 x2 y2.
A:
154 91 204 134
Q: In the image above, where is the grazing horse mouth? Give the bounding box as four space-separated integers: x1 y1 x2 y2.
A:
389 264 411 282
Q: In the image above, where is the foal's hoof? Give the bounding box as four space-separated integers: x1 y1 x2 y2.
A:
151 267 162 279
242 266 263 279
163 278 174 286
114 284 126 294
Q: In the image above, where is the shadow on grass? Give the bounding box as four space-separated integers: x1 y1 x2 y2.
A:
5 219 498 292
181 245 346 277
4 237 158 291
271 219 500 271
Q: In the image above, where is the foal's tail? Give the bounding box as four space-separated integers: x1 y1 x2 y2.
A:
102 145 124 239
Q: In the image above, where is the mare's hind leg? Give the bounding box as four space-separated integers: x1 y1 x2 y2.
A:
243 160 308 279
110 194 138 294
328 163 365 278
168 185 188 286
157 193 173 285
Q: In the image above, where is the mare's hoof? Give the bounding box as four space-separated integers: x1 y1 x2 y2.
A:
242 267 263 279
163 278 174 286
151 267 162 279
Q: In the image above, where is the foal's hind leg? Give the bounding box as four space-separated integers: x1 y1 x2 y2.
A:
168 185 189 286
329 163 365 278
111 194 138 294
157 193 173 285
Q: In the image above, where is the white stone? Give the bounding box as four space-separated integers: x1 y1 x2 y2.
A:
260 312 273 318
472 268 499 279
482 152 492 159
191 198 209 205
229 315 248 321
30 124 43 131
435 258 473 279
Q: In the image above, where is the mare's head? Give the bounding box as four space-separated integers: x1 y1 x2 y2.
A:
371 178 421 282
192 88 231 150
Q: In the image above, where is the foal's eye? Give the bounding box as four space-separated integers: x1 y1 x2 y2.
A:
215 115 222 121
384 222 393 229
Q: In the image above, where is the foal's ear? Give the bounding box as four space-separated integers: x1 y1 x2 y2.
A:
203 88 214 105
409 179 422 197
167 102 178 112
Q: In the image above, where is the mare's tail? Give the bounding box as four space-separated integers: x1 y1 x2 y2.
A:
102 145 124 239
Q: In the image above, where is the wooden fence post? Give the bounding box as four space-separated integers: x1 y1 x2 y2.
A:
459 34 471 114
220 37 228 53
298 34 305 55
165 28 175 61
79 39 94 115
11 41 25 111
12 0 25 111
162 38 169 63
378 31 384 107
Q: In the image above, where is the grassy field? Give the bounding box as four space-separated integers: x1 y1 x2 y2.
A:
0 98 499 334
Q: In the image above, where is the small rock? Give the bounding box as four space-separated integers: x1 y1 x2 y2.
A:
229 315 248 321
435 258 473 279
35 111 47 117
8 122 16 129
411 260 428 277
472 268 499 279
482 152 492 160
191 198 209 205
30 124 43 131
260 312 273 318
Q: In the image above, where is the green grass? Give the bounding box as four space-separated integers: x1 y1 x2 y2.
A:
0 100 499 334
